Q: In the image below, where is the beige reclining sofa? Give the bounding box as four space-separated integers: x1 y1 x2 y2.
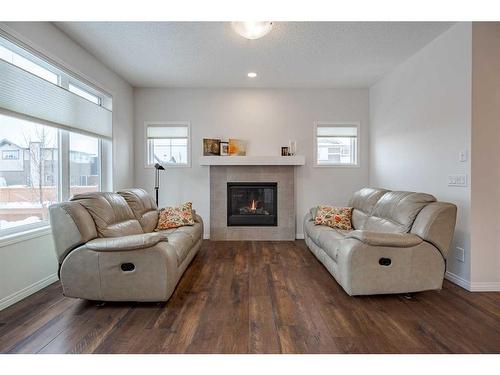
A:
49 188 203 302
304 187 457 296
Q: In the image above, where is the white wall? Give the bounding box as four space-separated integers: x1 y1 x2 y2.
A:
134 88 369 238
0 22 135 310
369 23 472 284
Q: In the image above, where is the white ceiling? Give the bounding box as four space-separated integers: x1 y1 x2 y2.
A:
54 22 453 88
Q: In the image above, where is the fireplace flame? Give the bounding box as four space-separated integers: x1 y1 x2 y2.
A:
250 199 257 211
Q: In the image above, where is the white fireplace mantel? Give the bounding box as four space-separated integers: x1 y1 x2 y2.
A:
199 155 305 166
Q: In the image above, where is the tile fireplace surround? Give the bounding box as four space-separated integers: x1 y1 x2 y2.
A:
210 166 295 240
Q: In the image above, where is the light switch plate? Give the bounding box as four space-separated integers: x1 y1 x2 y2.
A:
448 174 467 187
455 247 465 263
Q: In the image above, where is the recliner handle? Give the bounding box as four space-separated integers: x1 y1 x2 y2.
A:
379 258 392 266
121 263 135 272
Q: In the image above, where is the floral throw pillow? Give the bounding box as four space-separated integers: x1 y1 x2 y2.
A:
314 206 353 230
156 202 195 230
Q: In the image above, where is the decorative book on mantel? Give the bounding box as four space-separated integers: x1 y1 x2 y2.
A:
202 138 246 156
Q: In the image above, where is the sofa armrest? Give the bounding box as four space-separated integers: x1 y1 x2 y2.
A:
345 230 423 248
192 210 203 224
86 232 168 252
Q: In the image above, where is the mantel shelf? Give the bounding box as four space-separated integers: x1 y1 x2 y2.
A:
199 155 305 166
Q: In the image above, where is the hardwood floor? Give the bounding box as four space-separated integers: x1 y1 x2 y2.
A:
1 240 499 354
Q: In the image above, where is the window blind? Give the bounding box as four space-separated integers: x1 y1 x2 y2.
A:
317 126 358 137
0 59 112 138
147 125 189 139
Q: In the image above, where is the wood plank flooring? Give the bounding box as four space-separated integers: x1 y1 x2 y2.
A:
1 240 499 354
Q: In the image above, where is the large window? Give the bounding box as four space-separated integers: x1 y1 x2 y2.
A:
0 44 59 85
0 114 59 233
0 114 103 235
69 83 101 105
69 133 100 197
0 34 111 110
0 31 112 237
314 122 359 166
145 122 190 167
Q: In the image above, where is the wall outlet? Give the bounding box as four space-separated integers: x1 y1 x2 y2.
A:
455 247 465 263
459 150 467 162
448 174 467 187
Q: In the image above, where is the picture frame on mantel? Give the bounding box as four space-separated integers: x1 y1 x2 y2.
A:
203 138 221 156
220 141 229 156
228 139 246 156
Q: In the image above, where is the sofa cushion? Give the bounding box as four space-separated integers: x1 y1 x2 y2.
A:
117 188 159 233
364 191 436 233
314 206 353 230
174 221 203 242
317 229 348 261
159 230 194 265
348 187 388 229
156 202 195 230
158 221 202 265
71 192 143 238
304 218 335 244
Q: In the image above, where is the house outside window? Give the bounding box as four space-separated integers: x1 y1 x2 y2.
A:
145 122 191 167
314 122 360 167
0 33 112 237
0 114 103 235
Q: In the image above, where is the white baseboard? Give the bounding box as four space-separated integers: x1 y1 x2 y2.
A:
0 273 58 311
445 271 500 292
295 233 305 240
445 271 471 291
469 281 500 292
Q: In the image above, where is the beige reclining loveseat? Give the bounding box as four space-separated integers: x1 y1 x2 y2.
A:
49 188 203 302
304 187 457 296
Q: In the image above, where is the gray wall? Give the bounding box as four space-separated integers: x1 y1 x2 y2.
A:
134 88 370 238
369 23 472 284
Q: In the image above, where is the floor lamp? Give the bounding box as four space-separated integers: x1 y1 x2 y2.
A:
154 163 165 206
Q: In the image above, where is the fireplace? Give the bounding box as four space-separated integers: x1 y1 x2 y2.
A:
227 182 277 226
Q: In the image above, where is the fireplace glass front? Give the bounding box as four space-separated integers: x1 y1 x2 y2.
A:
227 182 277 226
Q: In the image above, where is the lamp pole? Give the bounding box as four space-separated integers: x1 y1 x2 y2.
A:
154 163 165 206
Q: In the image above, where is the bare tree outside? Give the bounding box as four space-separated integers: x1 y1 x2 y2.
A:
23 125 57 219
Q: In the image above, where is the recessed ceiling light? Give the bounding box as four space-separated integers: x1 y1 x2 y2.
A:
247 72 257 78
232 22 273 40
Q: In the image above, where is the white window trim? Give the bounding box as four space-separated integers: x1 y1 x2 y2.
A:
313 121 361 168
0 224 52 248
0 28 112 110
0 26 112 241
144 121 191 169
0 125 105 240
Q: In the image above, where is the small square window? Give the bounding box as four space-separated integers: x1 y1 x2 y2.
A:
145 123 190 167
315 123 359 166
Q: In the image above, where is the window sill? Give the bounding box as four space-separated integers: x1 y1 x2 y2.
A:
144 163 191 169
0 225 52 248
314 163 361 168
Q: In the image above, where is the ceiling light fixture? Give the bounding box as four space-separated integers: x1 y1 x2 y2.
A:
247 72 257 78
232 22 273 40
